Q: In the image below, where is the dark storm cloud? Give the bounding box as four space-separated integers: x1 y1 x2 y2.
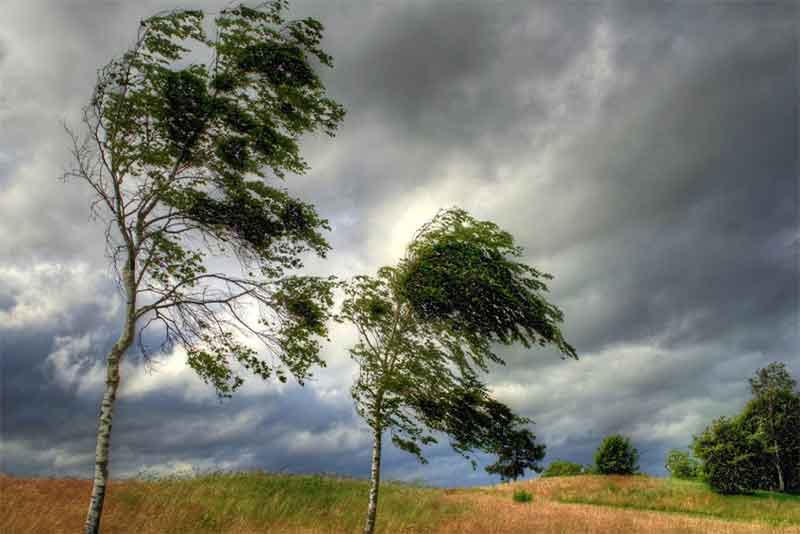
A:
349 2 501 113
332 0 598 130
483 2 799 471
289 0 604 221
479 0 797 353
0 285 119 473
1 0 797 485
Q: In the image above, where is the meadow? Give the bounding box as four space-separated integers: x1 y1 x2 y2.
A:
2 472 799 533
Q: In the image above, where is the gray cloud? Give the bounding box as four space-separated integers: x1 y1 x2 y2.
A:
0 0 797 485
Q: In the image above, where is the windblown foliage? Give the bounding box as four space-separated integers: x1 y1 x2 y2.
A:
398 208 577 368
66 2 345 396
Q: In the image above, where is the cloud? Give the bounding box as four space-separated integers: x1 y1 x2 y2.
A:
44 332 107 397
0 262 120 330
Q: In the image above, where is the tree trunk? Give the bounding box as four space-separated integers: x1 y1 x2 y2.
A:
363 425 383 534
775 443 785 492
84 270 135 534
769 395 785 493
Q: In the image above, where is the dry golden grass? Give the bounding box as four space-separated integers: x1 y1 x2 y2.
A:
0 473 456 534
0 475 208 534
1 475 89 534
3 472 799 533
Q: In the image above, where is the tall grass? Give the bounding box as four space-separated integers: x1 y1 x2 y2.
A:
3 472 799 533
0 471 463 534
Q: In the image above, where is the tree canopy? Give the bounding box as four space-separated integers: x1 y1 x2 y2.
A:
398 208 577 367
749 362 797 399
693 415 764 494
66 2 345 396
594 434 639 475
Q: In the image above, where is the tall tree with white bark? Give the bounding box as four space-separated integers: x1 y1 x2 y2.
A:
747 362 800 493
338 208 577 534
63 3 345 533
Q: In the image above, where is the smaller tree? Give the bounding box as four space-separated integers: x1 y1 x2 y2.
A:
338 208 577 534
594 434 639 475
664 449 700 480
541 460 585 478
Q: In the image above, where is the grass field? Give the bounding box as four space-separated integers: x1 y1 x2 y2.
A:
2 472 799 533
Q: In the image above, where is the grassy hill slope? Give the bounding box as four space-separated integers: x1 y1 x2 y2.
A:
2 472 799 533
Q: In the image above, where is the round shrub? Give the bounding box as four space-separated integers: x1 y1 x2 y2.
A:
594 434 639 475
512 489 533 503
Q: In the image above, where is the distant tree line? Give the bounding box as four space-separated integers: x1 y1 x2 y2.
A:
542 433 640 477
539 363 799 498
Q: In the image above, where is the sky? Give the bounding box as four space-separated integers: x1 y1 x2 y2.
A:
0 0 798 487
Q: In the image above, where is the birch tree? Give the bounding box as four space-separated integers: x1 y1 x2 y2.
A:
338 208 577 534
693 362 800 494
63 3 344 533
747 362 800 492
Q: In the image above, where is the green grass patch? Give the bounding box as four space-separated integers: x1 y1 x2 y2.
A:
512 489 533 503
549 476 800 527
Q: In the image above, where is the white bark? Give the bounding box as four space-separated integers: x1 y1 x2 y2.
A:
768 395 785 493
363 425 383 534
84 267 135 534
775 444 785 492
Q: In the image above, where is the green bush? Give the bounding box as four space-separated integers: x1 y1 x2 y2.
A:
512 489 533 503
693 416 763 494
665 449 700 480
541 460 584 478
583 464 599 475
594 434 639 475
